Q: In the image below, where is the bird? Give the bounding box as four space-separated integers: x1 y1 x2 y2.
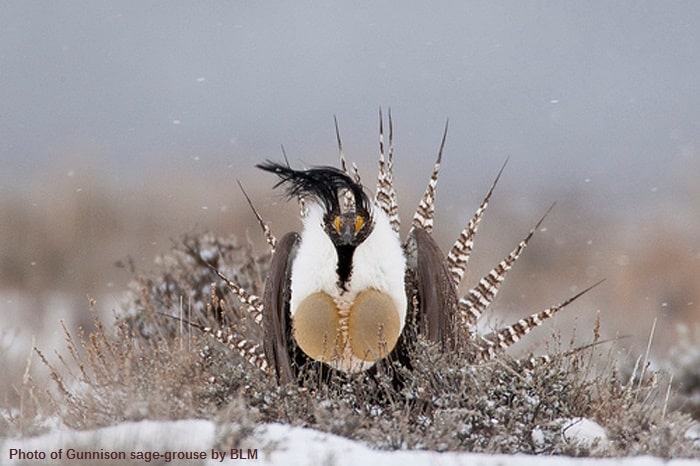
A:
202 111 600 385
256 162 409 382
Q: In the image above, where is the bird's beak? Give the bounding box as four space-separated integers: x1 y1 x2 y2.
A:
332 213 361 245
340 221 355 245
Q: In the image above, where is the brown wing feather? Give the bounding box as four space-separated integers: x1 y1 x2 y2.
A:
405 227 458 347
263 231 300 384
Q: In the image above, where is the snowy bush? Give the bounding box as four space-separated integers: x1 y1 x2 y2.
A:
2 232 697 459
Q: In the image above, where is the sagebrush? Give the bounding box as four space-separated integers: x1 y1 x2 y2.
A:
2 232 696 458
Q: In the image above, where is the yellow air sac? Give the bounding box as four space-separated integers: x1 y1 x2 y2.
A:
292 292 342 361
292 289 401 366
347 289 400 362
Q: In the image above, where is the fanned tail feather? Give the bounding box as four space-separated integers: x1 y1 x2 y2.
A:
375 108 400 233
514 334 628 371
178 233 270 372
351 162 361 185
203 324 270 373
446 159 508 287
457 203 555 330
333 115 361 184
411 120 448 235
210 267 264 326
474 279 605 361
180 242 265 326
279 146 310 217
237 180 277 253
155 310 270 373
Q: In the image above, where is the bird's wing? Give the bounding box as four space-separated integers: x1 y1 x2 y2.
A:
404 227 458 347
263 231 301 384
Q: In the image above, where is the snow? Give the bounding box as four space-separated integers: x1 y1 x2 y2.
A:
561 418 609 453
2 420 697 466
686 423 700 448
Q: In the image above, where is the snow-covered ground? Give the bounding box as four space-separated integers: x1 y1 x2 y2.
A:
2 420 697 466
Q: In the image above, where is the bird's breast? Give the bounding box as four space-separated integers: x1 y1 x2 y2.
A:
291 288 401 373
288 206 408 372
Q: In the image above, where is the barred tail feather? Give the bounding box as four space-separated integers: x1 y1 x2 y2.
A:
411 120 448 235
181 241 265 325
333 115 361 184
238 180 277 253
457 203 554 330
446 158 508 287
334 115 349 175
475 280 605 361
156 312 270 374
211 268 264 325
514 335 627 371
279 146 310 217
375 108 400 233
201 323 270 373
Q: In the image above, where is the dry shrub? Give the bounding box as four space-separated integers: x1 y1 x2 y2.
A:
666 324 700 421
4 231 697 458
34 317 209 430
1 332 52 439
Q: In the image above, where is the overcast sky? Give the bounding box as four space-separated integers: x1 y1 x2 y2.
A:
1 2 699 216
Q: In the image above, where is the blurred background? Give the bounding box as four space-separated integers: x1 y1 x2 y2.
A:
1 3 698 393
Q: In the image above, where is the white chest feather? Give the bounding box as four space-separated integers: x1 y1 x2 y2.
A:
289 204 407 327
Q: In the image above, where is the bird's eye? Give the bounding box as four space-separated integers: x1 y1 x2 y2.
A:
333 216 341 232
355 216 364 232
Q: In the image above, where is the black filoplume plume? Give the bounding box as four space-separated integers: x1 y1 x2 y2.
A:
256 161 370 216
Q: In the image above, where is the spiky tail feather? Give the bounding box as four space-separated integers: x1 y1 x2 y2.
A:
333 115 362 184
474 279 605 361
457 203 555 330
333 115 349 176
210 267 264 326
202 323 270 373
375 108 400 234
237 180 277 254
514 335 629 371
158 312 270 374
182 242 265 326
446 158 508 287
410 120 448 235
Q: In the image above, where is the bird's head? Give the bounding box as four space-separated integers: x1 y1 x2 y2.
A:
257 161 373 247
324 186 372 246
